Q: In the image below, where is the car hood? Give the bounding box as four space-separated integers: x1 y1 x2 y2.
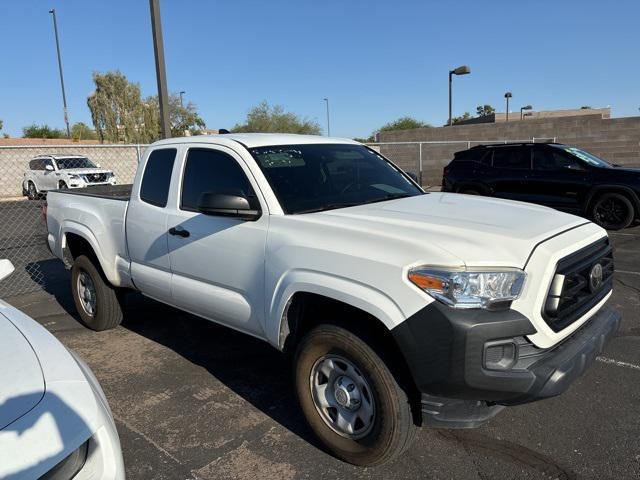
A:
312 192 589 268
60 168 112 175
0 313 45 430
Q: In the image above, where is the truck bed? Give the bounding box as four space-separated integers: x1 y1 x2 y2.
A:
52 184 132 201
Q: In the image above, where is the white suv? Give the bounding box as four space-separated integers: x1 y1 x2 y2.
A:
23 155 116 199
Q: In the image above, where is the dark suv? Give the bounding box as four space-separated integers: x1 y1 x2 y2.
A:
442 142 640 229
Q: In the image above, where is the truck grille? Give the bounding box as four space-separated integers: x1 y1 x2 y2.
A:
543 237 613 332
86 173 109 183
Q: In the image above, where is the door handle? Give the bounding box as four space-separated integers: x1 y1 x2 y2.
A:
168 226 190 238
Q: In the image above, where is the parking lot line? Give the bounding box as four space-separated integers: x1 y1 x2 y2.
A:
615 269 640 276
597 356 640 371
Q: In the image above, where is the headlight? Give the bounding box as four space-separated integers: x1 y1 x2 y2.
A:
42 440 89 479
408 267 525 309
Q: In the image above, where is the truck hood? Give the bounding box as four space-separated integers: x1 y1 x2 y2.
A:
313 192 588 268
0 313 45 430
60 168 112 175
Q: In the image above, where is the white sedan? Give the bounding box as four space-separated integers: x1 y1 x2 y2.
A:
0 259 124 479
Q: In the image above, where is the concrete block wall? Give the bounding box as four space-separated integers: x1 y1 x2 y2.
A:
377 115 640 186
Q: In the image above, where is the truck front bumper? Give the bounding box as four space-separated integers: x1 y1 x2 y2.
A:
392 301 620 428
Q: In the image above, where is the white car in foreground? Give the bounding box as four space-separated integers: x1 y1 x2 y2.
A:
0 260 124 479
23 155 116 199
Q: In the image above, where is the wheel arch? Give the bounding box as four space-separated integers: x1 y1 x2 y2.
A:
585 185 640 217
62 227 116 284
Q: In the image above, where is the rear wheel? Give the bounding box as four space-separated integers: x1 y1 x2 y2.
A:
294 324 417 466
591 192 634 230
71 255 123 331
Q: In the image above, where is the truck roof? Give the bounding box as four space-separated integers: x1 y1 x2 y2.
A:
151 133 360 149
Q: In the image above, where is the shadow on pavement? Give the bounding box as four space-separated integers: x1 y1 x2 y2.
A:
27 258 322 453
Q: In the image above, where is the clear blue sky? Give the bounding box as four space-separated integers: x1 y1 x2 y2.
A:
1 0 639 139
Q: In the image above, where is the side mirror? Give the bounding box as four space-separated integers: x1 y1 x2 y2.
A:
96 163 101 168
45 165 54 172
197 192 261 221
0 259 15 282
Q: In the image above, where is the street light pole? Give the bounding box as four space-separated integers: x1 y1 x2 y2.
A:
323 98 330 136
48 9 70 138
149 0 171 139
179 91 185 107
504 92 512 122
448 65 470 126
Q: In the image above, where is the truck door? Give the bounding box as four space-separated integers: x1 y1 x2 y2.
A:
488 146 533 201
529 146 590 214
126 148 177 301
166 146 268 337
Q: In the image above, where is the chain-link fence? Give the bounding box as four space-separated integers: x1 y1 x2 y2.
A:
0 144 144 298
0 138 555 299
366 137 556 186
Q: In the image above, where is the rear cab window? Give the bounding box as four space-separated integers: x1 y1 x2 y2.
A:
140 148 177 207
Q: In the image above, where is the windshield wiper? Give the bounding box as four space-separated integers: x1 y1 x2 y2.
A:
294 202 361 214
294 194 416 214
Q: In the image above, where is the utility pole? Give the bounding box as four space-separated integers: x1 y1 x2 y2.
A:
323 98 331 136
149 0 171 138
49 9 70 138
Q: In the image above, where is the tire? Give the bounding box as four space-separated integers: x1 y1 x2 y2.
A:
294 324 417 466
27 181 38 200
59 181 68 190
71 255 123 331
591 192 635 230
460 188 480 195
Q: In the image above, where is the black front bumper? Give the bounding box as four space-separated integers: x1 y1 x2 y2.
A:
392 301 620 427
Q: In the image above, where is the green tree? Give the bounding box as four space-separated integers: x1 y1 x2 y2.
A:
144 94 206 137
232 101 321 134
70 122 98 141
581 105 592 109
379 117 431 131
476 104 495 117
451 112 472 125
0 119 3 131
87 71 149 143
22 124 66 139
87 71 206 143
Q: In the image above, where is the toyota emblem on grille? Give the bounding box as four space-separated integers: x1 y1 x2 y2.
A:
589 263 603 292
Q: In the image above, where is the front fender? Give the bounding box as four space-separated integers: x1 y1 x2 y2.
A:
267 269 409 349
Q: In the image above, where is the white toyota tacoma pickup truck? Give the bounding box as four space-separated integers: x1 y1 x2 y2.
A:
45 134 620 466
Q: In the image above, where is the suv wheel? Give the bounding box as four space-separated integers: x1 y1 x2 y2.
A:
27 182 38 200
294 324 417 466
59 181 68 190
591 192 635 230
71 255 124 331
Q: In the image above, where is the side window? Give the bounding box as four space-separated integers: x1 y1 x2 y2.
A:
140 148 177 207
29 159 37 170
181 148 255 212
43 159 54 171
534 148 584 171
492 147 531 170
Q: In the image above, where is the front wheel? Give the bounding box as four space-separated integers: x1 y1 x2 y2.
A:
71 255 123 331
591 193 635 230
27 181 38 200
294 324 417 466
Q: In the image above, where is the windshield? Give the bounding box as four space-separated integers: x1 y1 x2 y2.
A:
560 146 612 168
249 144 423 214
55 157 97 169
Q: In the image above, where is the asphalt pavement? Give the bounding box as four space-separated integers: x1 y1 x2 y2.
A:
5 225 640 480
